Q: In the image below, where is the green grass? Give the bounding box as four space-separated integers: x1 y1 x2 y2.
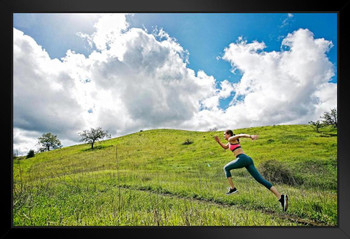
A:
13 124 337 226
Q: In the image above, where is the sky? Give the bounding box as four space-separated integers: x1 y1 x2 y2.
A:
13 13 337 155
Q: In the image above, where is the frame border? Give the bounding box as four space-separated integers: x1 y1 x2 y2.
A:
2 0 349 238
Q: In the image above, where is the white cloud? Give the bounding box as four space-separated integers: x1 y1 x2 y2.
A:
220 28 336 128
90 14 129 51
13 29 86 137
219 80 235 98
281 13 294 28
13 14 219 154
13 14 336 155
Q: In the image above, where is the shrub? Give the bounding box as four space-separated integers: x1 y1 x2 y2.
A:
259 159 296 186
26 150 35 159
182 139 193 145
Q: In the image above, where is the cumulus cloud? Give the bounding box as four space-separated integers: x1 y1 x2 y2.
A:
13 29 86 141
13 14 336 155
13 14 219 154
71 17 219 133
220 28 336 127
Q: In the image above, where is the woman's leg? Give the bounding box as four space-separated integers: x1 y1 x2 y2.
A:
269 186 281 199
245 159 274 189
227 177 235 189
244 156 288 210
245 164 281 199
224 156 248 189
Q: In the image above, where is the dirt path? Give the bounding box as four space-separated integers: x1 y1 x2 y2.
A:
118 184 328 226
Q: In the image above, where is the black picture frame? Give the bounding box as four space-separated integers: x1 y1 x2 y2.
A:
2 0 350 238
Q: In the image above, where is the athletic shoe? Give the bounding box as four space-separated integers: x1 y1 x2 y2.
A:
226 187 238 195
279 194 288 212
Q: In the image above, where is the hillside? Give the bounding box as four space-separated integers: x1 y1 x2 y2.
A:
13 124 337 226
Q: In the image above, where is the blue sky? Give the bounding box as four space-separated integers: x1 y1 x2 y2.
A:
13 13 337 77
130 13 337 79
13 13 338 154
13 13 337 109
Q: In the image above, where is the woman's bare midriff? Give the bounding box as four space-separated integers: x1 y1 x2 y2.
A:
233 148 244 157
229 140 244 157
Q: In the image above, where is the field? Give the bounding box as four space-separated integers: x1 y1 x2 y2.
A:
13 124 337 226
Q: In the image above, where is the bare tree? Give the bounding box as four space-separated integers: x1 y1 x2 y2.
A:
79 127 111 149
308 120 324 133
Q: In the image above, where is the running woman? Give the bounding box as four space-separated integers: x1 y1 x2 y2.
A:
214 130 288 212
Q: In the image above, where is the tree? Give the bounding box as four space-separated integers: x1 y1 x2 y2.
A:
309 120 324 133
321 108 337 128
38 133 62 152
78 127 111 149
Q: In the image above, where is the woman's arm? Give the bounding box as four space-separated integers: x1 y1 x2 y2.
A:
228 134 258 142
214 136 229 149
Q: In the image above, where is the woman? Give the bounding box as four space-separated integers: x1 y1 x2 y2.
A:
214 130 288 212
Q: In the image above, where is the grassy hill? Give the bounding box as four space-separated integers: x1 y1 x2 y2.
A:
13 124 337 226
